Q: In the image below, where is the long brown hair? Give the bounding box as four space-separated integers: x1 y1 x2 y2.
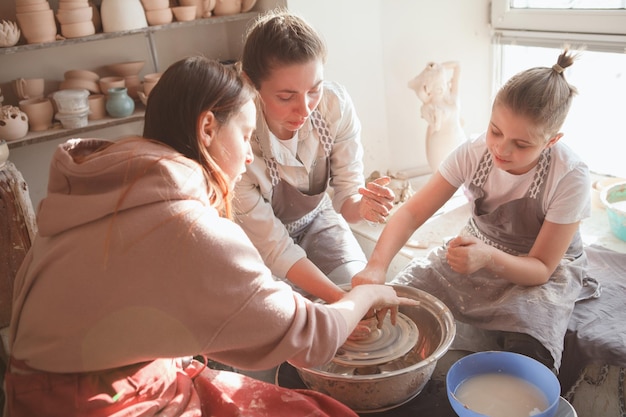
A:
143 56 255 217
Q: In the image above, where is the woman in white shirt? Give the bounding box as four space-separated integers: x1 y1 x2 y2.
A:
234 10 395 304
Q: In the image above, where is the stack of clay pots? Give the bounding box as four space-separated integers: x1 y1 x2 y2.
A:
106 60 145 100
52 89 90 129
141 0 173 26
15 0 57 44
56 0 96 39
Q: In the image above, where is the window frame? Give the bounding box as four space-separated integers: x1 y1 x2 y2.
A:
490 0 626 35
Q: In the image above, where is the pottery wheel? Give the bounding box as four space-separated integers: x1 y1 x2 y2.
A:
333 312 419 367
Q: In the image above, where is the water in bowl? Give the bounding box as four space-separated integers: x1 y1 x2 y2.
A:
454 372 549 417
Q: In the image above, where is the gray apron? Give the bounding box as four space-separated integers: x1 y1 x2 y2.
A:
256 110 366 280
393 149 589 369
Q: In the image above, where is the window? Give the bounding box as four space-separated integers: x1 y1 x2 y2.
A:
491 0 626 178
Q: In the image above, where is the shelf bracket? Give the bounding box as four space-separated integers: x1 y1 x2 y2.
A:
145 31 160 73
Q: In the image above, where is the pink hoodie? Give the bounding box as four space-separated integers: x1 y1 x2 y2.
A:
9 137 348 373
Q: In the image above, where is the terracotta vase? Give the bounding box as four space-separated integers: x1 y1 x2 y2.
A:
106 87 135 118
100 0 148 33
0 106 29 141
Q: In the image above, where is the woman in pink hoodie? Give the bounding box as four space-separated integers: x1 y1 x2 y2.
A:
4 56 412 417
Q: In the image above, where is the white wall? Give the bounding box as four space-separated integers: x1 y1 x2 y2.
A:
288 0 493 176
5 0 494 207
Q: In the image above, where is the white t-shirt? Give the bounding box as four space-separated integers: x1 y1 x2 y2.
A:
439 133 591 224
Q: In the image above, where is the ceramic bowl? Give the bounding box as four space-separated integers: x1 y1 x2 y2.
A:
56 6 93 25
59 78 100 94
99 76 125 95
57 0 90 10
212 0 242 16
16 2 50 13
15 0 48 4
106 61 145 77
446 351 561 417
56 108 89 129
52 89 90 114
61 20 96 38
592 177 626 209
172 6 196 22
179 0 211 18
600 181 626 242
145 7 173 26
241 0 257 12
64 69 100 82
141 0 170 11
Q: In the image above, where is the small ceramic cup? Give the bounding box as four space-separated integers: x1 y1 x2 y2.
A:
87 94 106 120
14 77 45 100
19 97 54 132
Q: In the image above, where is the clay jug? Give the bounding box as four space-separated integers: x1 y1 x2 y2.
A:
100 0 148 33
0 106 29 141
106 87 135 118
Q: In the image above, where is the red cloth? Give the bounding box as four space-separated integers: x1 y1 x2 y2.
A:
193 366 357 417
5 358 357 417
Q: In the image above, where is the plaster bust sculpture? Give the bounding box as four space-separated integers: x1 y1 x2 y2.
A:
408 61 465 173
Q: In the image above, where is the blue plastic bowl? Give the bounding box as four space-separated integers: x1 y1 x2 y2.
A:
446 351 560 417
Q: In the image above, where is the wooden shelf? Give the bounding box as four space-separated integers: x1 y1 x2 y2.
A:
2 11 259 149
0 12 256 56
6 108 145 149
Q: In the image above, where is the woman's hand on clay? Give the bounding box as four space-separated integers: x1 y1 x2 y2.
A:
358 176 395 224
445 235 494 274
358 284 417 327
348 314 378 341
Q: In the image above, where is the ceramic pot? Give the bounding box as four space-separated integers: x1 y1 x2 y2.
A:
100 0 148 32
0 106 29 141
106 87 134 118
179 0 215 18
87 94 106 120
15 9 58 44
212 0 242 16
19 97 54 132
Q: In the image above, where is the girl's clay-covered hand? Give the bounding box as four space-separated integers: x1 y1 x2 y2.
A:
445 235 495 274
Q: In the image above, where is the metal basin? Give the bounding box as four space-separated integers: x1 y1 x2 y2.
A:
292 284 456 413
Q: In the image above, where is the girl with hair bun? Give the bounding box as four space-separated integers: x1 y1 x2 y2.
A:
353 49 593 372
